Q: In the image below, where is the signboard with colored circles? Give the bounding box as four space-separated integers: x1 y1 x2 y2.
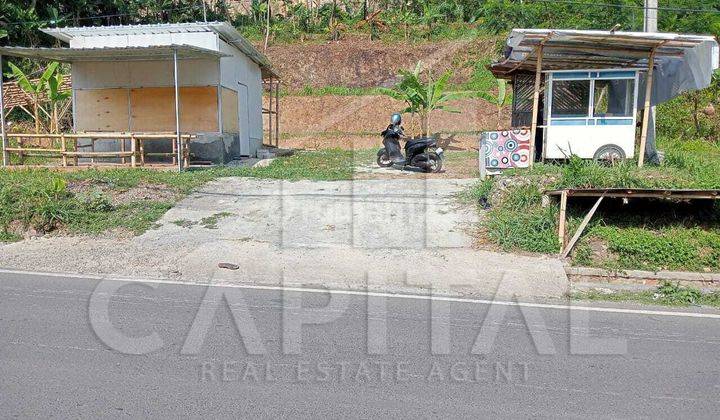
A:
480 129 531 170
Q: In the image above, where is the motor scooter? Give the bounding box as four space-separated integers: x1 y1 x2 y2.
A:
376 113 443 173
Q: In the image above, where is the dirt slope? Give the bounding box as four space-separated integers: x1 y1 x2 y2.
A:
264 36 499 89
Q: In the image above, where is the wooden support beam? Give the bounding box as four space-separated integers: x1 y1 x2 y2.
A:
558 190 568 247
275 81 280 147
561 195 605 258
61 134 67 167
529 45 544 167
130 135 137 167
268 78 273 146
638 48 657 167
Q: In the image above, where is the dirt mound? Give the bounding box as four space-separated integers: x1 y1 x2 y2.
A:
266 94 509 150
264 36 499 90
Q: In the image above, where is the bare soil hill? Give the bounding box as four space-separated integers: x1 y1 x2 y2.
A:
264 36 499 89
261 36 505 150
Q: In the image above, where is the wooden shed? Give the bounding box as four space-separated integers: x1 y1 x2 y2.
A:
0 21 280 168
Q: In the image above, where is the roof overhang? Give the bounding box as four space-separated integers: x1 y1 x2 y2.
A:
491 29 719 78
41 21 279 79
0 44 229 62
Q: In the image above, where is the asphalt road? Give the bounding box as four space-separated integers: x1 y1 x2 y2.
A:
1 271 720 418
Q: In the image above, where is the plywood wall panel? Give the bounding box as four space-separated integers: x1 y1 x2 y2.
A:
74 88 129 131
129 86 218 132
221 87 239 133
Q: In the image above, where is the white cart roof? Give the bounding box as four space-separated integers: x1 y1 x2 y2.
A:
0 44 229 62
491 29 718 76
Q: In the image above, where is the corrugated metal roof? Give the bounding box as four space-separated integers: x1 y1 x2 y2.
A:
491 29 719 77
0 44 229 62
41 21 278 78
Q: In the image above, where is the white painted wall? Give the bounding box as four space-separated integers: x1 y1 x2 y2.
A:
218 39 264 156
69 32 218 50
545 125 636 159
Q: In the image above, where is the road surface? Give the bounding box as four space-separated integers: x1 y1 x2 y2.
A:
1 271 719 418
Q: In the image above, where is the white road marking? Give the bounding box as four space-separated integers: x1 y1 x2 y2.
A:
1 267 720 319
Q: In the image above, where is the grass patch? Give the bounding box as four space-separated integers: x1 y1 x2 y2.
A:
66 201 173 235
468 138 720 271
199 212 235 230
573 281 720 308
0 149 356 241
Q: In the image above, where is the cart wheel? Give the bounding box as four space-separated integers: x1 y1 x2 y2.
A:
593 144 626 165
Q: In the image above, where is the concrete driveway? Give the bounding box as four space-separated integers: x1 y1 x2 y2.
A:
0 178 568 297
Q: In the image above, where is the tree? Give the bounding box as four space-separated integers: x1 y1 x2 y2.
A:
379 61 462 137
475 79 511 130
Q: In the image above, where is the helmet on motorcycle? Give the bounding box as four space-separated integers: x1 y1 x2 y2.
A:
390 113 402 126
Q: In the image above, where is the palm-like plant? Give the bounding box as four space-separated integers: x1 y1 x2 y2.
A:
379 61 462 137
8 61 60 134
475 79 511 130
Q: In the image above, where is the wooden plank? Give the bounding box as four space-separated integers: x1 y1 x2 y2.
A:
130 86 218 133
638 49 656 167
75 88 130 132
221 87 239 133
529 44 544 167
561 195 605 258
558 190 568 247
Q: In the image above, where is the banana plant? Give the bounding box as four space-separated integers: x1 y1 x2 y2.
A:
8 61 60 134
379 61 463 137
46 69 72 133
475 79 512 130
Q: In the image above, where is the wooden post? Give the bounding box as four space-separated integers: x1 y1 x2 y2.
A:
60 134 67 167
120 136 126 164
638 49 656 167
529 45 544 167
268 78 273 146
171 135 177 166
140 139 145 166
558 190 568 248
0 54 8 167
275 80 280 147
561 195 605 258
130 134 137 167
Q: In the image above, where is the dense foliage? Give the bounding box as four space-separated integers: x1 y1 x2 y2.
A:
1 0 719 47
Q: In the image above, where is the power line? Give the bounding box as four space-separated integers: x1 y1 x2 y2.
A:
529 0 720 15
0 4 202 27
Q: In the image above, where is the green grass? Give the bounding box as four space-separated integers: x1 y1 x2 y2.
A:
467 137 720 271
573 281 720 309
0 149 356 241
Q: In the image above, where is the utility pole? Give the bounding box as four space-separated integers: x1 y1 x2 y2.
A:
644 0 657 32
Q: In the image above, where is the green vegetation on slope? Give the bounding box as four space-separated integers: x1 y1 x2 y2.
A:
466 137 720 272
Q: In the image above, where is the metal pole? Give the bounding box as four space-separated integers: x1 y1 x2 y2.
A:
173 49 182 171
0 54 7 167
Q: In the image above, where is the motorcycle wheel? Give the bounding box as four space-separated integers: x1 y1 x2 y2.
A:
377 149 393 167
425 152 443 173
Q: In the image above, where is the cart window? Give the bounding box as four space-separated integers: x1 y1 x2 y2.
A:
551 80 590 118
593 79 635 117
